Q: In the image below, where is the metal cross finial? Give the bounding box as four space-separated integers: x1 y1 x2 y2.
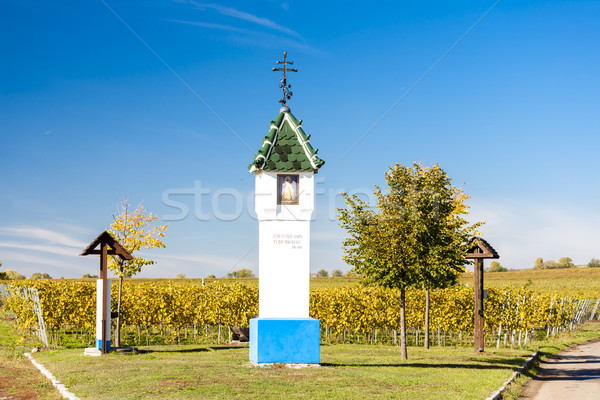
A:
272 51 298 106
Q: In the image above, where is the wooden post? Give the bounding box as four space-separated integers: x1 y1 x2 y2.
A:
101 242 108 355
465 237 498 354
80 231 132 356
474 258 484 352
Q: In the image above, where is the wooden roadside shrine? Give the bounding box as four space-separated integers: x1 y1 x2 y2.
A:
465 236 499 353
80 231 132 354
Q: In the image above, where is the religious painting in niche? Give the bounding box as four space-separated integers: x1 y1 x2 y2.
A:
277 174 299 205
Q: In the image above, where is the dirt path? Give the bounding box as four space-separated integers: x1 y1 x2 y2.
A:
0 358 61 400
0 318 62 400
520 339 600 400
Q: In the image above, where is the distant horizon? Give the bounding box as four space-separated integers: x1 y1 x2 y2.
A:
2 262 596 280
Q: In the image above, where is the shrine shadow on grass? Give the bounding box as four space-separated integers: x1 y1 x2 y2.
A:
138 345 246 354
468 357 528 366
321 358 525 369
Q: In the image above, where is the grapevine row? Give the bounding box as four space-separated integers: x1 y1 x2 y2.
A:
1 280 594 347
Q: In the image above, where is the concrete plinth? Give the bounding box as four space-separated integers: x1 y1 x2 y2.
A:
84 347 102 357
250 318 320 364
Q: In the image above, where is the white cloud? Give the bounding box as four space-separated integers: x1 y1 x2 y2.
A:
188 1 300 37
169 19 320 55
0 249 93 276
0 227 87 248
168 19 250 34
0 225 93 277
468 198 600 269
0 242 79 257
147 252 242 266
137 243 258 276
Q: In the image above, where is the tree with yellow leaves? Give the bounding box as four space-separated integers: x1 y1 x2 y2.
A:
108 199 168 347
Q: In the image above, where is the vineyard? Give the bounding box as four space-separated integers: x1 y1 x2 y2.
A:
1 279 597 349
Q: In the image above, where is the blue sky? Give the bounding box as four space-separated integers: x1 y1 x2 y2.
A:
1 0 599 278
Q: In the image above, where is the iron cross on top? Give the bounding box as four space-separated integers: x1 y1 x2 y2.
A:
272 52 298 106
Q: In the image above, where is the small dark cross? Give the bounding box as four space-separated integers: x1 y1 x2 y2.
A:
272 51 298 106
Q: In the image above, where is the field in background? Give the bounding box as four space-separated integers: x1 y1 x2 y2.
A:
459 267 600 297
72 267 600 295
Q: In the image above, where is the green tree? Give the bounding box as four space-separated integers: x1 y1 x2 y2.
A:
315 269 329 278
331 269 343 277
408 164 480 350
227 269 255 278
543 260 558 269
534 257 544 270
338 162 479 359
108 199 168 347
206 274 216 279
81 273 99 279
176 273 187 279
3 270 25 280
30 272 53 280
487 261 507 272
588 258 600 268
557 257 574 269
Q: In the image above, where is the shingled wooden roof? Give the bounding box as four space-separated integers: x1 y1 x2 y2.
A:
80 231 133 260
465 236 500 259
249 108 324 174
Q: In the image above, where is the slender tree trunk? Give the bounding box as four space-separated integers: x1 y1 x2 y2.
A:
116 272 123 348
400 286 408 360
425 282 430 350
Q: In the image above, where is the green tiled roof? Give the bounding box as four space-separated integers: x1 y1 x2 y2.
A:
249 108 325 173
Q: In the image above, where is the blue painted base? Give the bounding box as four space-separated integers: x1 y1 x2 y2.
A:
250 318 320 364
96 339 111 351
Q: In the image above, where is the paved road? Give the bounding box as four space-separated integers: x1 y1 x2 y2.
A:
520 339 600 400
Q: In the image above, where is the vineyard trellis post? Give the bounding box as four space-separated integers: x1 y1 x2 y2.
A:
0 284 48 347
465 237 499 353
27 287 49 347
589 299 599 320
547 297 554 337
496 291 507 348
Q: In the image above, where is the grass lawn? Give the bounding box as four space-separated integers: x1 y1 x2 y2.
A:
3 319 600 399
28 323 600 400
34 344 533 400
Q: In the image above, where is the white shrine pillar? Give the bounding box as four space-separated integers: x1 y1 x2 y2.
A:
249 105 324 364
95 279 111 350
